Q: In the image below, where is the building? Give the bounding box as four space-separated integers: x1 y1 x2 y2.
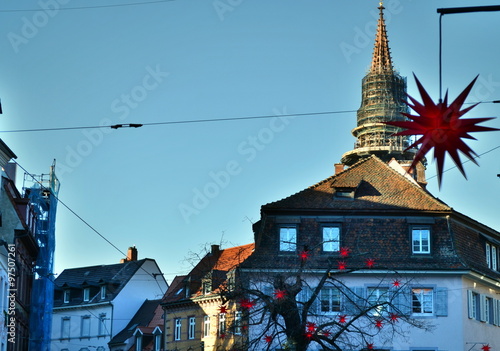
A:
235 4 500 351
162 243 254 351
50 247 168 351
108 298 164 351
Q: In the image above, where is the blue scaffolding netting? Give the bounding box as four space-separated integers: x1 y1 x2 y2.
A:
26 162 59 351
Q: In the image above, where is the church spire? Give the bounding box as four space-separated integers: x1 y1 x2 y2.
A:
340 3 426 185
370 2 393 73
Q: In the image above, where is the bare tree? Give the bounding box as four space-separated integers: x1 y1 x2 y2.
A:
221 246 434 351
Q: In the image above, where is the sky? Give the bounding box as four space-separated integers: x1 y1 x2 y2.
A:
0 0 499 284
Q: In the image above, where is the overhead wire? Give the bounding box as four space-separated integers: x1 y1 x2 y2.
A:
0 0 175 13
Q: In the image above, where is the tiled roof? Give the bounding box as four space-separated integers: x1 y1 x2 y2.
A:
264 156 450 212
109 299 162 345
163 244 254 304
54 259 149 306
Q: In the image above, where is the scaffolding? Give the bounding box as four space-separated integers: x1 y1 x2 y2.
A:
24 161 60 351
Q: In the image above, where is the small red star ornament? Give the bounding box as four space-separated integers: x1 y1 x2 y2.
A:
219 333 226 339
481 345 491 351
366 343 375 350
365 258 375 268
264 335 273 344
389 313 399 323
392 279 401 287
299 250 310 261
374 319 383 329
219 306 228 314
338 315 347 324
306 322 317 332
339 247 351 258
274 289 287 300
239 298 255 310
385 74 498 187
338 261 347 271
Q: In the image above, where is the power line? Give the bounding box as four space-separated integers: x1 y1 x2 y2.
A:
0 0 174 13
0 110 357 133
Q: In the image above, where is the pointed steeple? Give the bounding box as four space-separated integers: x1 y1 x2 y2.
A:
370 2 393 74
340 3 426 186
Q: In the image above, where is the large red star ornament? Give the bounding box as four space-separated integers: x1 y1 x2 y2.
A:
481 344 492 351
385 74 498 187
219 306 228 314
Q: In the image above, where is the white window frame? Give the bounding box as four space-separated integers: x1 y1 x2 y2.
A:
486 243 492 268
100 285 106 300
83 288 90 302
188 316 196 339
154 334 161 351
63 290 70 304
203 315 210 338
234 311 243 335
492 246 498 271
279 226 297 252
319 287 341 314
219 313 226 336
367 287 390 315
174 318 182 341
412 227 430 254
323 226 340 252
411 288 434 316
98 313 107 336
136 335 142 350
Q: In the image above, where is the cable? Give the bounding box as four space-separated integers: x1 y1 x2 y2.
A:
0 0 174 13
14 160 166 295
0 110 357 134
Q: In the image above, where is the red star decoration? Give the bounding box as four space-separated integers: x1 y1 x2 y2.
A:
338 315 347 324
264 335 273 344
321 329 332 338
385 74 498 187
365 258 375 268
366 343 375 350
219 306 227 314
219 333 226 339
305 331 314 340
392 279 401 287
389 313 399 323
239 298 255 310
374 319 383 329
338 261 347 271
481 345 491 351
339 247 351 258
306 322 317 332
273 289 287 300
299 250 310 261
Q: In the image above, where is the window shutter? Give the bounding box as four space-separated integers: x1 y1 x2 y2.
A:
435 288 448 317
467 290 475 319
393 287 411 316
342 287 364 315
493 299 499 326
480 294 487 322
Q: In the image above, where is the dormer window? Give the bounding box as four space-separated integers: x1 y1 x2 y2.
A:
486 242 498 271
100 285 106 300
333 187 355 199
83 288 90 302
202 280 212 295
279 226 297 252
411 227 431 254
63 290 70 304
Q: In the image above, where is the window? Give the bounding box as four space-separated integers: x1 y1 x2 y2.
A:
136 335 142 350
174 318 182 341
203 315 210 337
367 287 389 315
219 313 226 336
486 243 491 268
412 227 430 254
100 285 106 300
412 288 433 315
234 311 243 335
484 297 491 324
468 290 479 320
188 316 196 339
61 317 70 339
486 243 498 270
63 290 70 304
202 280 212 295
155 334 161 351
98 313 107 336
81 315 90 337
323 226 340 252
83 288 90 302
320 287 341 313
279 226 297 252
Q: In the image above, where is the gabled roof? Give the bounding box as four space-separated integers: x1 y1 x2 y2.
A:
163 244 254 304
54 259 150 306
109 299 162 346
263 156 450 213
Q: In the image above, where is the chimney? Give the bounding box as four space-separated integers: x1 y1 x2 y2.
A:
210 244 220 255
120 246 138 263
4 162 16 182
334 163 345 175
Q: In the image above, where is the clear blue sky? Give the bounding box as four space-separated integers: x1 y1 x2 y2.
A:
1 0 499 283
